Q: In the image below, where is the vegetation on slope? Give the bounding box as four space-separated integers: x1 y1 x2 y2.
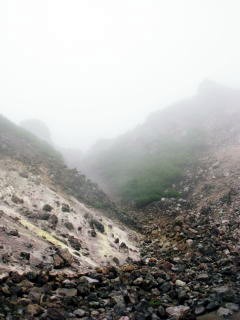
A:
86 131 205 207
82 83 240 207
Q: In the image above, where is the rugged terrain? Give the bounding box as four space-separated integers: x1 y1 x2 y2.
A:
0 145 239 320
0 115 140 288
0 157 139 274
1 83 240 320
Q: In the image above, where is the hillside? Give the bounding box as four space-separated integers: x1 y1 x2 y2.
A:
0 114 107 208
0 115 138 227
0 115 140 274
20 119 53 145
81 81 240 207
1 87 240 320
0 113 240 319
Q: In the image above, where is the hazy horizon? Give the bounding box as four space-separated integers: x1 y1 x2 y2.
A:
1 1 240 150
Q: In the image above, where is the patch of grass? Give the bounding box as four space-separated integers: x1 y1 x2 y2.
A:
85 128 207 207
149 299 162 307
120 152 191 207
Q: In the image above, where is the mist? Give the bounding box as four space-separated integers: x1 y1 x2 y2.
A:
1 0 240 150
2 2 240 316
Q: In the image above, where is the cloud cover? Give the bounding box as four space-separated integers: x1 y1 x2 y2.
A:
0 0 240 150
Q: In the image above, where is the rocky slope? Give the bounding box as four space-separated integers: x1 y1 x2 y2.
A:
1 90 240 320
0 154 239 320
0 158 139 274
133 145 240 319
0 115 139 274
1 148 239 320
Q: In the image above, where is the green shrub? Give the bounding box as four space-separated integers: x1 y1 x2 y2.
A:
119 137 202 207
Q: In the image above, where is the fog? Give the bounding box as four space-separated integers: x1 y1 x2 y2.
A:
1 0 240 151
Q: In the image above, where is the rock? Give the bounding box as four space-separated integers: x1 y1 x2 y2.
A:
160 281 172 293
186 239 193 247
42 204 53 212
151 288 160 296
11 194 24 204
46 308 66 320
73 309 86 317
2 252 11 263
213 286 235 301
157 306 166 317
20 252 30 260
113 257 120 265
194 306 205 315
7 229 19 237
29 287 44 303
206 301 220 311
53 254 65 269
120 264 136 272
49 214 58 228
133 277 144 285
62 203 70 212
217 307 233 317
91 310 100 317
38 212 50 220
68 236 81 250
197 273 209 281
64 221 74 230
119 242 129 253
89 218 105 233
19 171 29 178
56 288 78 297
82 276 99 284
90 229 97 237
175 279 186 287
225 303 239 312
0 272 9 281
166 305 190 319
148 257 157 266
57 248 74 266
26 304 44 317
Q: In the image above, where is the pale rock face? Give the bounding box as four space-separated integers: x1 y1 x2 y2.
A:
0 158 140 273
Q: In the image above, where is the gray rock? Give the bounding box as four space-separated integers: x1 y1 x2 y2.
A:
42 204 53 212
217 307 233 317
56 288 78 297
194 306 205 315
73 309 86 317
166 306 190 319
62 203 70 212
225 303 239 312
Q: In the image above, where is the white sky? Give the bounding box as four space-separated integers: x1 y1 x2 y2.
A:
0 0 240 150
